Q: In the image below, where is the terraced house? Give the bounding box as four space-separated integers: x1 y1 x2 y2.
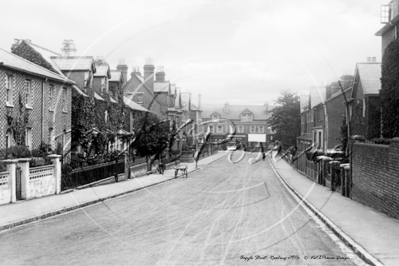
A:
11 39 148 157
0 48 74 153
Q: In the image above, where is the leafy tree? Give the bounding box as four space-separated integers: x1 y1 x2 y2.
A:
268 91 301 148
131 112 170 166
381 38 399 138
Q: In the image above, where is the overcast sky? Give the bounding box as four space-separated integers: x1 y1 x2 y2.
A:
1 0 387 106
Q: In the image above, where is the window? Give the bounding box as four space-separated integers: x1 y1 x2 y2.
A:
362 98 366 117
212 114 219 120
25 80 32 107
258 126 264 133
241 113 253 122
49 85 54 110
217 125 223 133
381 5 390 24
238 125 244 133
25 128 32 150
6 75 13 105
318 132 322 149
137 93 144 103
208 125 214 133
6 129 12 148
62 88 67 112
84 71 90 87
250 125 256 133
101 78 105 93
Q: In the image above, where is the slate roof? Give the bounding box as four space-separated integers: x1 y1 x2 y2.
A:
72 85 88 97
51 56 96 72
154 82 170 93
110 70 122 82
356 63 381 95
94 63 111 78
201 103 274 120
0 48 75 84
94 91 105 101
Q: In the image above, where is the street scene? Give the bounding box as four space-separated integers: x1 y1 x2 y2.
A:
0 153 367 266
1 0 399 265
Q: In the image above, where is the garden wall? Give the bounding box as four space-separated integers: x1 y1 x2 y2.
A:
352 138 399 219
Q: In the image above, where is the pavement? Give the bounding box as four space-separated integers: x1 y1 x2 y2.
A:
1 151 399 266
0 152 227 232
269 156 399 266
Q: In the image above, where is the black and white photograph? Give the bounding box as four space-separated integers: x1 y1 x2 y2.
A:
0 0 398 265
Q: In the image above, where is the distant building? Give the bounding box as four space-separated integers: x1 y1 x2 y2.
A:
201 103 275 149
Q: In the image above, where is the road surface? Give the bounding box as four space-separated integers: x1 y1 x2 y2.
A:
0 152 367 265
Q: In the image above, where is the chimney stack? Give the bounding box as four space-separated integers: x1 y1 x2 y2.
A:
116 63 128 85
155 66 166 82
61 39 77 57
143 58 155 92
11 39 20 51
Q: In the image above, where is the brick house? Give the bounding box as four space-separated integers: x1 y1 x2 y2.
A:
201 103 275 149
309 76 353 150
0 48 74 153
11 40 150 156
122 61 165 118
348 63 381 139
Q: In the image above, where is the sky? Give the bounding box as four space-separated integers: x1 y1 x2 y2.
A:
0 0 387 106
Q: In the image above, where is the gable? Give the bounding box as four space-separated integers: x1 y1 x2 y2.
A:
12 40 59 74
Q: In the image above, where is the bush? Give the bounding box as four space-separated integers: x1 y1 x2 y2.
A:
31 149 44 157
370 137 391 145
0 145 31 159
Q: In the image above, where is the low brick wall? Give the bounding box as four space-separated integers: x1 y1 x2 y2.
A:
352 138 399 219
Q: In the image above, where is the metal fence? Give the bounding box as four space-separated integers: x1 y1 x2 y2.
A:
62 160 125 190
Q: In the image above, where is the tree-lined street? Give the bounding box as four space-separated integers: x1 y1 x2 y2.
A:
0 153 365 266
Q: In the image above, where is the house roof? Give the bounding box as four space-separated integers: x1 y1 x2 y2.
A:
72 85 88 97
356 63 381 95
375 14 399 36
123 96 150 112
94 63 111 78
51 56 96 72
94 91 105 101
110 96 118 103
0 48 75 84
201 104 274 120
25 41 66 76
109 70 122 82
154 82 170 93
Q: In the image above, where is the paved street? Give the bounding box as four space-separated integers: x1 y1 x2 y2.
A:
0 153 366 266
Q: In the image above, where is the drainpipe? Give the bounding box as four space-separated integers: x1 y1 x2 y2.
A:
338 80 351 155
42 78 48 143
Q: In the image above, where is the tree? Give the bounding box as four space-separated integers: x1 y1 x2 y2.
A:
381 38 399 138
268 91 301 149
131 112 170 167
